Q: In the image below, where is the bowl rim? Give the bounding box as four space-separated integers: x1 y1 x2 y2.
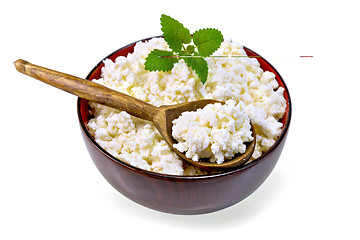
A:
77 36 292 180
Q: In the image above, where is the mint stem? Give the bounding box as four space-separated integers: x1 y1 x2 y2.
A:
161 55 261 58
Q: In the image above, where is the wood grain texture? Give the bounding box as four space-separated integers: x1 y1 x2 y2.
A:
14 59 256 171
14 59 157 121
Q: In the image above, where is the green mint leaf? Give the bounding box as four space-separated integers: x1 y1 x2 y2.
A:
161 14 191 53
185 45 195 55
193 28 224 57
145 15 223 84
145 49 178 72
183 57 208 84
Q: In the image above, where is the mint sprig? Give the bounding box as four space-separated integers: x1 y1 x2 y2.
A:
144 49 178 71
161 14 191 53
183 56 208 84
145 14 224 84
193 28 223 57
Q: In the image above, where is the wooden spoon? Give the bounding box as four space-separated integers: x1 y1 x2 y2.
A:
14 59 255 171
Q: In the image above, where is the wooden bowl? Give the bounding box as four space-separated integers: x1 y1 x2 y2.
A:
77 37 292 215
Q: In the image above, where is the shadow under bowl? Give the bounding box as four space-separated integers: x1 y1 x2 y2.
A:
77 36 292 215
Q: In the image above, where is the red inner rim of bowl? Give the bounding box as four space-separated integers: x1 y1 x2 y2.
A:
79 37 291 172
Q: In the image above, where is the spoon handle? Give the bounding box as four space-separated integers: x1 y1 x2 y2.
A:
14 59 157 121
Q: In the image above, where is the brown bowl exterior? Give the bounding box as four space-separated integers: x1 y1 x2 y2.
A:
77 37 291 215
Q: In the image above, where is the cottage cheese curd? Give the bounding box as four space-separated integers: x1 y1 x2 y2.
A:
172 100 253 164
87 37 287 175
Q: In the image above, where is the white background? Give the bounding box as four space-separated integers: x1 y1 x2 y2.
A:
1 0 359 239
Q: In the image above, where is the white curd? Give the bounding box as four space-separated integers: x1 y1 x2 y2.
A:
87 37 286 175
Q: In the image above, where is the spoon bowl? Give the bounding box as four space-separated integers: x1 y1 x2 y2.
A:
14 59 255 170
153 100 256 171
